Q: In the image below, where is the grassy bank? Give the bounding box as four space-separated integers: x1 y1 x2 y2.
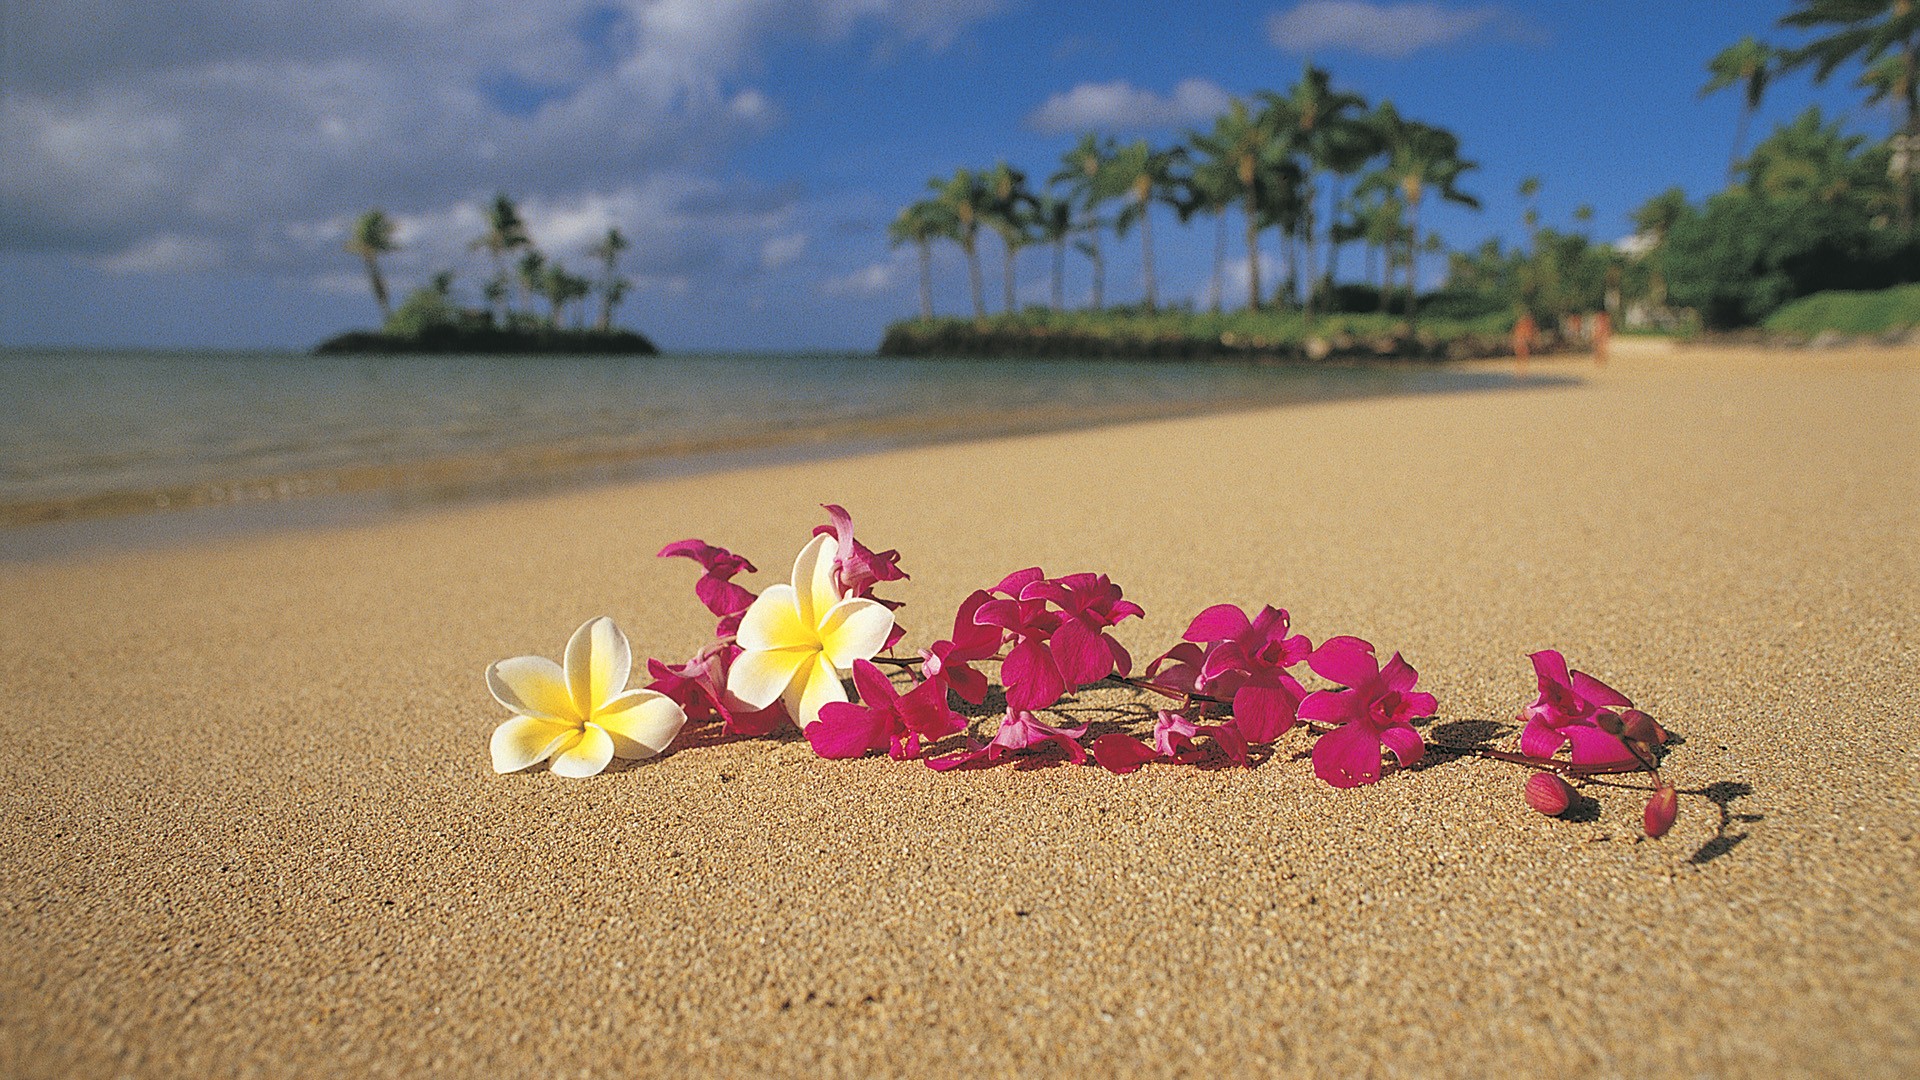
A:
314 325 658 355
879 308 1518 361
1762 283 1920 338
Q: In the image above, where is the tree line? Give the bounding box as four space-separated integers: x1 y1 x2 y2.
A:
891 65 1481 326
342 193 636 335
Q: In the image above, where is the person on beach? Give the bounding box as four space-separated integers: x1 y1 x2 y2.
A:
1512 310 1537 377
1592 309 1612 366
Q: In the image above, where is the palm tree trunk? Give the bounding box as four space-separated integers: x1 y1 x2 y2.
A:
1900 62 1917 236
1406 198 1423 321
1729 106 1754 184
1245 195 1262 312
1002 237 1017 314
1052 240 1065 311
964 236 985 320
1301 171 1319 326
1090 244 1105 311
917 240 934 319
362 252 391 320
1138 196 1157 311
1210 212 1227 314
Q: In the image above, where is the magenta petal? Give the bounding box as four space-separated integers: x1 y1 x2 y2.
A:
1312 722 1383 789
1046 733 1089 765
1530 649 1571 690
898 680 964 740
1003 640 1066 711
945 663 989 705
993 567 1046 596
1564 725 1638 768
1519 718 1568 759
1401 691 1438 720
925 742 991 771
1232 683 1298 742
1201 722 1251 766
1570 670 1633 710
807 706 885 759
1297 688 1359 725
1379 724 1425 769
1380 652 1420 694
1050 617 1114 687
848 659 898 708
1184 603 1252 643
1091 733 1160 774
1308 637 1381 688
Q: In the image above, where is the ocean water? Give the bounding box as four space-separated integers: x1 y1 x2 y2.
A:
0 349 1529 550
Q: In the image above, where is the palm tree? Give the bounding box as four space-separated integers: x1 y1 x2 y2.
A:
1776 0 1919 234
345 209 397 320
1702 37 1779 183
889 199 955 319
1631 187 1689 308
1189 100 1282 310
1050 134 1118 311
1518 175 1543 251
983 161 1037 313
516 250 547 326
586 227 630 331
932 169 991 319
1260 66 1365 321
1364 106 1481 317
471 193 530 320
1105 141 1182 311
1032 194 1074 311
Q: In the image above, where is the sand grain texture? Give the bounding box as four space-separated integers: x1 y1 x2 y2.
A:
2 343 1916 1077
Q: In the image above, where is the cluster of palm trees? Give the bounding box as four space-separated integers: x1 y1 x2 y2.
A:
890 65 1481 323
1702 0 1919 234
344 193 635 332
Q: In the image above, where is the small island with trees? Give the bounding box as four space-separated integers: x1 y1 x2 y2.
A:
316 193 658 355
881 4 1919 361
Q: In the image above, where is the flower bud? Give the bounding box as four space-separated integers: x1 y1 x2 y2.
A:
1622 709 1659 746
1524 772 1576 816
1644 784 1678 838
1594 709 1625 736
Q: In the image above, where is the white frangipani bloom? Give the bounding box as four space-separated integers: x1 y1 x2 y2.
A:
726 532 895 727
487 617 687 777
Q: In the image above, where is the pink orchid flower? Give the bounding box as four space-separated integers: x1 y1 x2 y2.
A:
921 589 1002 705
1297 636 1435 789
1020 572 1143 685
927 710 1088 771
1179 603 1311 742
813 504 910 649
1091 710 1250 774
1518 650 1638 769
645 643 789 738
975 569 1068 711
657 539 759 637
807 659 964 761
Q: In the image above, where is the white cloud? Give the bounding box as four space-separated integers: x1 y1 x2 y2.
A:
1026 78 1234 135
97 233 224 274
820 258 904 297
761 232 810 270
1266 2 1505 59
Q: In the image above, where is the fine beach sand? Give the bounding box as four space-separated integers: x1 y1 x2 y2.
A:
2 341 1915 1077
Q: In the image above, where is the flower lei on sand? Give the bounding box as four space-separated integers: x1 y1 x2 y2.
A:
486 506 1681 837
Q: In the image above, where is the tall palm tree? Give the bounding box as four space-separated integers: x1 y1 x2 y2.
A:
932 169 991 319
983 161 1037 313
1189 100 1282 310
471 193 530 320
1032 194 1074 311
1050 134 1118 311
516 250 547 326
1364 106 1481 317
345 209 397 320
1260 66 1365 321
1105 141 1183 311
889 199 955 319
586 227 630 331
1702 37 1780 183
1776 0 1919 234
1631 186 1690 308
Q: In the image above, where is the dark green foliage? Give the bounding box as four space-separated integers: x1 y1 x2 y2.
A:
316 326 658 355
878 308 1514 361
1762 282 1920 334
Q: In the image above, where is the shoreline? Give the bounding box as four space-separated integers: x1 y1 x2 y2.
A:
0 356 1554 561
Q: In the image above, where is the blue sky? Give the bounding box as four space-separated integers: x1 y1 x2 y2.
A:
0 1 1899 351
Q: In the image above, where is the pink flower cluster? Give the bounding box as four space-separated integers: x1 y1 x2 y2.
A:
642 507 1680 836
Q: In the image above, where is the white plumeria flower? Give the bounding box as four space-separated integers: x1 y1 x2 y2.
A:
726 532 895 728
487 616 687 777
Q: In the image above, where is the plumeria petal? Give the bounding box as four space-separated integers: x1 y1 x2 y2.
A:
486 656 580 721
550 723 616 778
784 651 847 728
564 617 630 716
790 532 840 628
726 646 813 710
490 715 576 773
737 584 809 652
593 690 688 758
817 597 895 670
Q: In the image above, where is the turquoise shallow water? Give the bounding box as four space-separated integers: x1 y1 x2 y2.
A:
0 348 1533 552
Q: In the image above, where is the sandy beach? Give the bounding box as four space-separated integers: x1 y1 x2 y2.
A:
2 341 1915 1077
